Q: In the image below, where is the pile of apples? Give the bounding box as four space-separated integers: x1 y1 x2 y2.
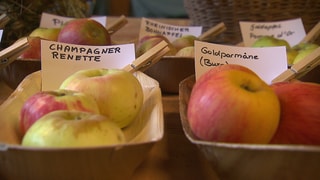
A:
18 18 112 60
251 36 319 66
187 64 320 146
135 34 196 58
20 68 144 148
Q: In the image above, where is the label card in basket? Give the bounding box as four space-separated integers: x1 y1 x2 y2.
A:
40 12 107 28
194 41 287 84
40 40 135 91
240 18 306 47
138 18 202 42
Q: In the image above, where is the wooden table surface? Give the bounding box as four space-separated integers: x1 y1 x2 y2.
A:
0 17 220 179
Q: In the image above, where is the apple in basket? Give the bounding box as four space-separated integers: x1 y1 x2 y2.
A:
20 89 100 135
135 34 176 57
21 110 126 147
60 68 144 128
171 34 197 52
18 27 61 59
270 81 320 145
187 64 281 144
291 42 319 65
57 18 111 45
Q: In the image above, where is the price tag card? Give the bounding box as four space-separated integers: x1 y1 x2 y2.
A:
194 41 288 84
41 40 135 90
39 12 107 28
139 18 202 42
240 18 306 47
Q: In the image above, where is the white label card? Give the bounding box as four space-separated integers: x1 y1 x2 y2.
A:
194 41 288 84
40 12 107 28
139 18 202 42
41 40 135 91
240 18 306 47
0 29 3 42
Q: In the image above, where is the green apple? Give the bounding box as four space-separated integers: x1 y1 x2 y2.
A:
252 36 291 49
22 110 126 147
252 36 294 66
292 43 319 64
59 68 144 128
175 46 194 57
171 35 198 52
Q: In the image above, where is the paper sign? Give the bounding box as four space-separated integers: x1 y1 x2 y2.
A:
41 40 135 90
39 12 107 28
139 18 202 42
194 41 288 84
240 18 306 47
0 30 3 42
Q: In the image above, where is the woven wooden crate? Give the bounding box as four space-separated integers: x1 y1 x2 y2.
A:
184 0 320 45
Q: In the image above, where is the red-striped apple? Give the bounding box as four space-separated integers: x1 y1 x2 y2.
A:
187 64 281 144
270 81 320 145
20 89 100 135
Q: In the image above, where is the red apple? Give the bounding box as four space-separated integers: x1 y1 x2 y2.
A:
22 110 126 147
270 81 320 145
18 37 42 60
187 64 281 144
20 89 100 135
57 18 111 45
59 68 144 128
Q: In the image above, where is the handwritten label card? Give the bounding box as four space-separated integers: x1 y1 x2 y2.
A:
40 12 107 28
240 18 306 47
194 41 288 84
41 40 135 90
139 18 202 42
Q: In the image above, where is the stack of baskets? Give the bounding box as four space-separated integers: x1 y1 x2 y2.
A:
184 0 320 45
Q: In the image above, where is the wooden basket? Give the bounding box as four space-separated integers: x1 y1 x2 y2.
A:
184 0 320 45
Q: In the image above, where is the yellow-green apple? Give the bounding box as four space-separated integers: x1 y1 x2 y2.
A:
29 27 61 41
135 34 176 57
18 27 61 59
252 36 294 66
171 35 197 52
57 18 111 45
59 68 144 128
20 89 100 135
175 46 194 57
187 64 281 144
22 110 126 147
269 81 320 145
292 43 319 64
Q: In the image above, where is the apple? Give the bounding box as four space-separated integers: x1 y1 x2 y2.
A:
269 81 320 145
252 36 294 66
171 35 197 52
59 68 144 128
187 64 280 144
18 27 61 59
22 110 126 147
292 42 319 64
135 34 176 57
29 27 61 41
57 18 111 45
175 46 194 57
20 89 100 135
18 37 42 60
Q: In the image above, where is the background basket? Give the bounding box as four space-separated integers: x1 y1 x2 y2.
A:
184 0 320 45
